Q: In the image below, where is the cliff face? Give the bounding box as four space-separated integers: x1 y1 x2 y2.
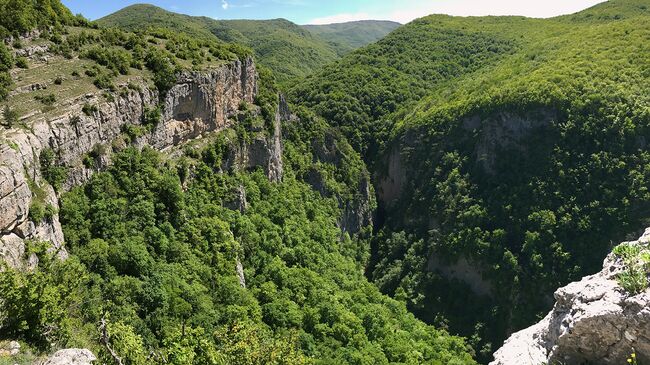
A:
0 58 257 269
491 228 650 365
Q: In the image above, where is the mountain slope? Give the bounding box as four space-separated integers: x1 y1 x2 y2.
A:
304 20 401 55
97 4 397 83
0 1 477 363
289 0 650 360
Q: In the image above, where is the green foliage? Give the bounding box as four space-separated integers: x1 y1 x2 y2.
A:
15 56 28 69
2 105 18 128
0 0 74 36
50 137 474 364
0 244 88 350
83 46 132 75
0 42 12 71
288 1 650 359
34 93 56 106
82 103 98 116
145 47 178 95
28 200 56 223
96 4 397 84
142 106 161 128
39 148 67 192
613 244 650 294
289 17 515 157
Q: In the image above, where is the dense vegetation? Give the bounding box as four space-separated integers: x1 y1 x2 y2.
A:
97 4 398 83
289 0 650 360
4 0 650 363
289 16 516 160
0 107 476 364
0 6 250 120
0 0 76 36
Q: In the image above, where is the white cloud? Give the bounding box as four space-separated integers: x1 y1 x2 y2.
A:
307 0 607 25
309 12 373 25
221 0 229 10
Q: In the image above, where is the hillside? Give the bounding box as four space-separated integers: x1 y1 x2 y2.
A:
97 4 397 83
289 0 650 360
0 0 477 364
304 20 401 55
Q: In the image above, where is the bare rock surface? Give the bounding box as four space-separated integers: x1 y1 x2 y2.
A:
0 58 257 269
491 228 650 365
40 349 97 365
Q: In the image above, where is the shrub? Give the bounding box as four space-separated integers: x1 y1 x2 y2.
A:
29 200 45 222
2 106 18 128
613 244 650 294
54 76 63 85
12 39 22 49
82 103 98 116
93 73 115 91
142 106 161 128
15 56 28 69
35 93 56 106
0 43 12 72
70 115 82 126
39 148 68 192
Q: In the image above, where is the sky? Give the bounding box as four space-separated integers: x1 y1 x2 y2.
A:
61 0 607 25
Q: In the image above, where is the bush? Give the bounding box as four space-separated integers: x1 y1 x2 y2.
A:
15 56 28 69
613 244 650 294
54 76 63 85
35 93 57 106
0 43 12 72
142 106 161 128
0 72 11 101
83 46 132 75
145 48 177 95
2 106 19 128
29 200 46 222
70 115 82 126
82 103 98 116
93 73 115 91
39 148 68 192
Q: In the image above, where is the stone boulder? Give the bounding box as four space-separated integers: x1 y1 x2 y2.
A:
491 228 650 365
40 349 96 365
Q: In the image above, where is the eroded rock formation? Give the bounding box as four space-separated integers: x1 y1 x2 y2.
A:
0 58 257 268
491 228 650 365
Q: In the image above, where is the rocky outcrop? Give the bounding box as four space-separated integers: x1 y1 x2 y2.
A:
0 58 257 268
303 128 375 234
339 176 374 234
462 109 556 174
428 255 493 297
221 95 286 183
491 228 650 365
39 349 97 365
377 146 406 206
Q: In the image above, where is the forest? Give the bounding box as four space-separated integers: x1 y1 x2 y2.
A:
1 0 650 364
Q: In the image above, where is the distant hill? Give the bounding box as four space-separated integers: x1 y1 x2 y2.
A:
97 4 398 83
304 20 401 55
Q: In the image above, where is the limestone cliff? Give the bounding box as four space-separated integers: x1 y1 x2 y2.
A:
491 228 650 365
0 58 257 268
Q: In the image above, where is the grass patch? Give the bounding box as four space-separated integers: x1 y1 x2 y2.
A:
613 243 650 294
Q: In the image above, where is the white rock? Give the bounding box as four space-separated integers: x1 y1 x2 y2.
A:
491 228 650 365
40 349 96 365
